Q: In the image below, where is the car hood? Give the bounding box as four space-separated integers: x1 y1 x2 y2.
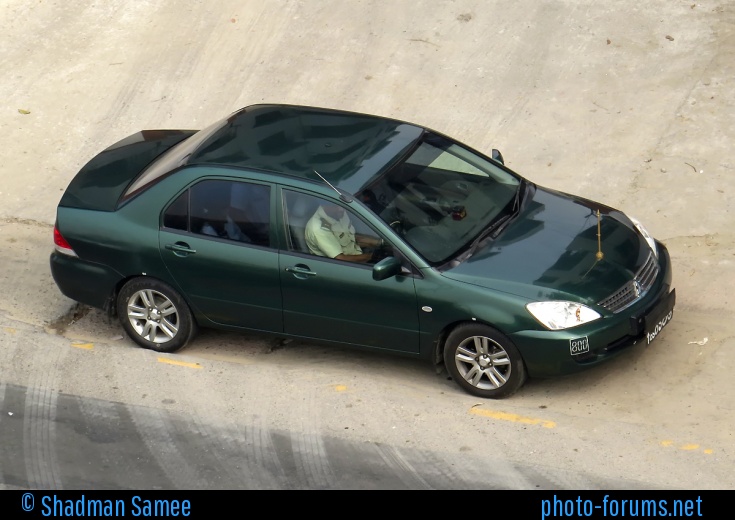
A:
441 185 651 305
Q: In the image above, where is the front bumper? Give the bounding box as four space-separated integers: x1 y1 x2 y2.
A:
510 242 675 378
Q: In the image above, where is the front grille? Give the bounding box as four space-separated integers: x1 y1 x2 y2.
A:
598 252 659 313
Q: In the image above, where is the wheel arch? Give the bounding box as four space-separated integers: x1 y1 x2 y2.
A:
433 318 528 371
106 274 200 328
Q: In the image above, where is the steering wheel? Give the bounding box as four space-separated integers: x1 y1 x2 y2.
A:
389 219 405 236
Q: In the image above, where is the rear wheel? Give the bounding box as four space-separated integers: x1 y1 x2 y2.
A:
117 278 196 353
443 323 526 399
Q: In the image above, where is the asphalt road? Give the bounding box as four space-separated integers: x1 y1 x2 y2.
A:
0 378 657 490
1 0 733 490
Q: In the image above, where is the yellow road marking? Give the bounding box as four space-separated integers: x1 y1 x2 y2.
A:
71 342 94 350
3 327 16 334
660 440 713 454
469 407 556 428
334 385 348 392
157 357 202 369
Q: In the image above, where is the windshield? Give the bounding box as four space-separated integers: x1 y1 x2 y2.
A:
357 132 520 265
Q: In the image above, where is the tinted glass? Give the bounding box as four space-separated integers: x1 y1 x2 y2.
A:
123 117 230 198
283 190 392 265
190 180 270 246
162 191 189 231
357 132 520 264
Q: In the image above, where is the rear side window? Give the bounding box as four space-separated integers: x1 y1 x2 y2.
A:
163 191 188 231
162 180 271 247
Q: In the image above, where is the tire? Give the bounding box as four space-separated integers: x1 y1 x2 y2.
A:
117 277 197 353
443 323 527 399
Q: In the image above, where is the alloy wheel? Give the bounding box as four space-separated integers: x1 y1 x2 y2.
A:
126 289 179 344
454 335 512 390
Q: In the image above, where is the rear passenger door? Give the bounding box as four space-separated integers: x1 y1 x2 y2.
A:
159 178 283 332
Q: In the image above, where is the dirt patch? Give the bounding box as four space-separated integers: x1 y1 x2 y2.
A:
45 303 91 335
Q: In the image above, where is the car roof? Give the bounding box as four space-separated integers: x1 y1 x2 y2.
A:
188 104 425 194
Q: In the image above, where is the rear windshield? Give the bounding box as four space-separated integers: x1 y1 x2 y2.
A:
122 116 230 199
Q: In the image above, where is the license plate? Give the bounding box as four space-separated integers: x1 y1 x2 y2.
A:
644 289 676 345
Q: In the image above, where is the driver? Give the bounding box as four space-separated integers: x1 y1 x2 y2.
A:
305 203 382 263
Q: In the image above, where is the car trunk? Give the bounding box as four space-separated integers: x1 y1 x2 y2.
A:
59 129 196 211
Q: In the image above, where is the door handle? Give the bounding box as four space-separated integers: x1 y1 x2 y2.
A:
165 242 197 256
285 265 317 278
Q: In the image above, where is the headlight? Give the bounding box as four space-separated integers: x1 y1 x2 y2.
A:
526 301 601 330
627 215 658 259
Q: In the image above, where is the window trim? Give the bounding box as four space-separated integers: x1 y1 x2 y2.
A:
160 177 276 250
279 187 422 277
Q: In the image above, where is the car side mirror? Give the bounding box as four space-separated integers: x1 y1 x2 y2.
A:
372 256 402 281
491 149 504 165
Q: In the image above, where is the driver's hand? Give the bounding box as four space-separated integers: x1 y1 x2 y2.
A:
370 243 390 263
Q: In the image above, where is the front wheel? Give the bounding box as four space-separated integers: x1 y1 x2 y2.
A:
117 277 197 353
443 324 527 399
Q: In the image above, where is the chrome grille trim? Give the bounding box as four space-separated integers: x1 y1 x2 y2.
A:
598 252 659 313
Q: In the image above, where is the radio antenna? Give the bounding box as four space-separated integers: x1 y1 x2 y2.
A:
313 169 353 202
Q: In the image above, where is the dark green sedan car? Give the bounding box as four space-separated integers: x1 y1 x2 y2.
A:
51 104 675 398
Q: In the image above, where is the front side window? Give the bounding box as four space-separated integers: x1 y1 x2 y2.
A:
162 180 271 247
357 132 520 264
283 190 392 265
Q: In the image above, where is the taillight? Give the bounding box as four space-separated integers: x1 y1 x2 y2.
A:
54 225 78 257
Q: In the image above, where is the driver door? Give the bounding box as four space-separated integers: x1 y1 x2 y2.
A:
278 189 421 353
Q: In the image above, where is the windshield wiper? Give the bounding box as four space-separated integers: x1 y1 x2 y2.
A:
492 180 525 238
458 213 511 262
512 178 524 213
458 180 525 261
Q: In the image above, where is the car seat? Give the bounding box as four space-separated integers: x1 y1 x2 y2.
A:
288 195 318 253
229 182 268 244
